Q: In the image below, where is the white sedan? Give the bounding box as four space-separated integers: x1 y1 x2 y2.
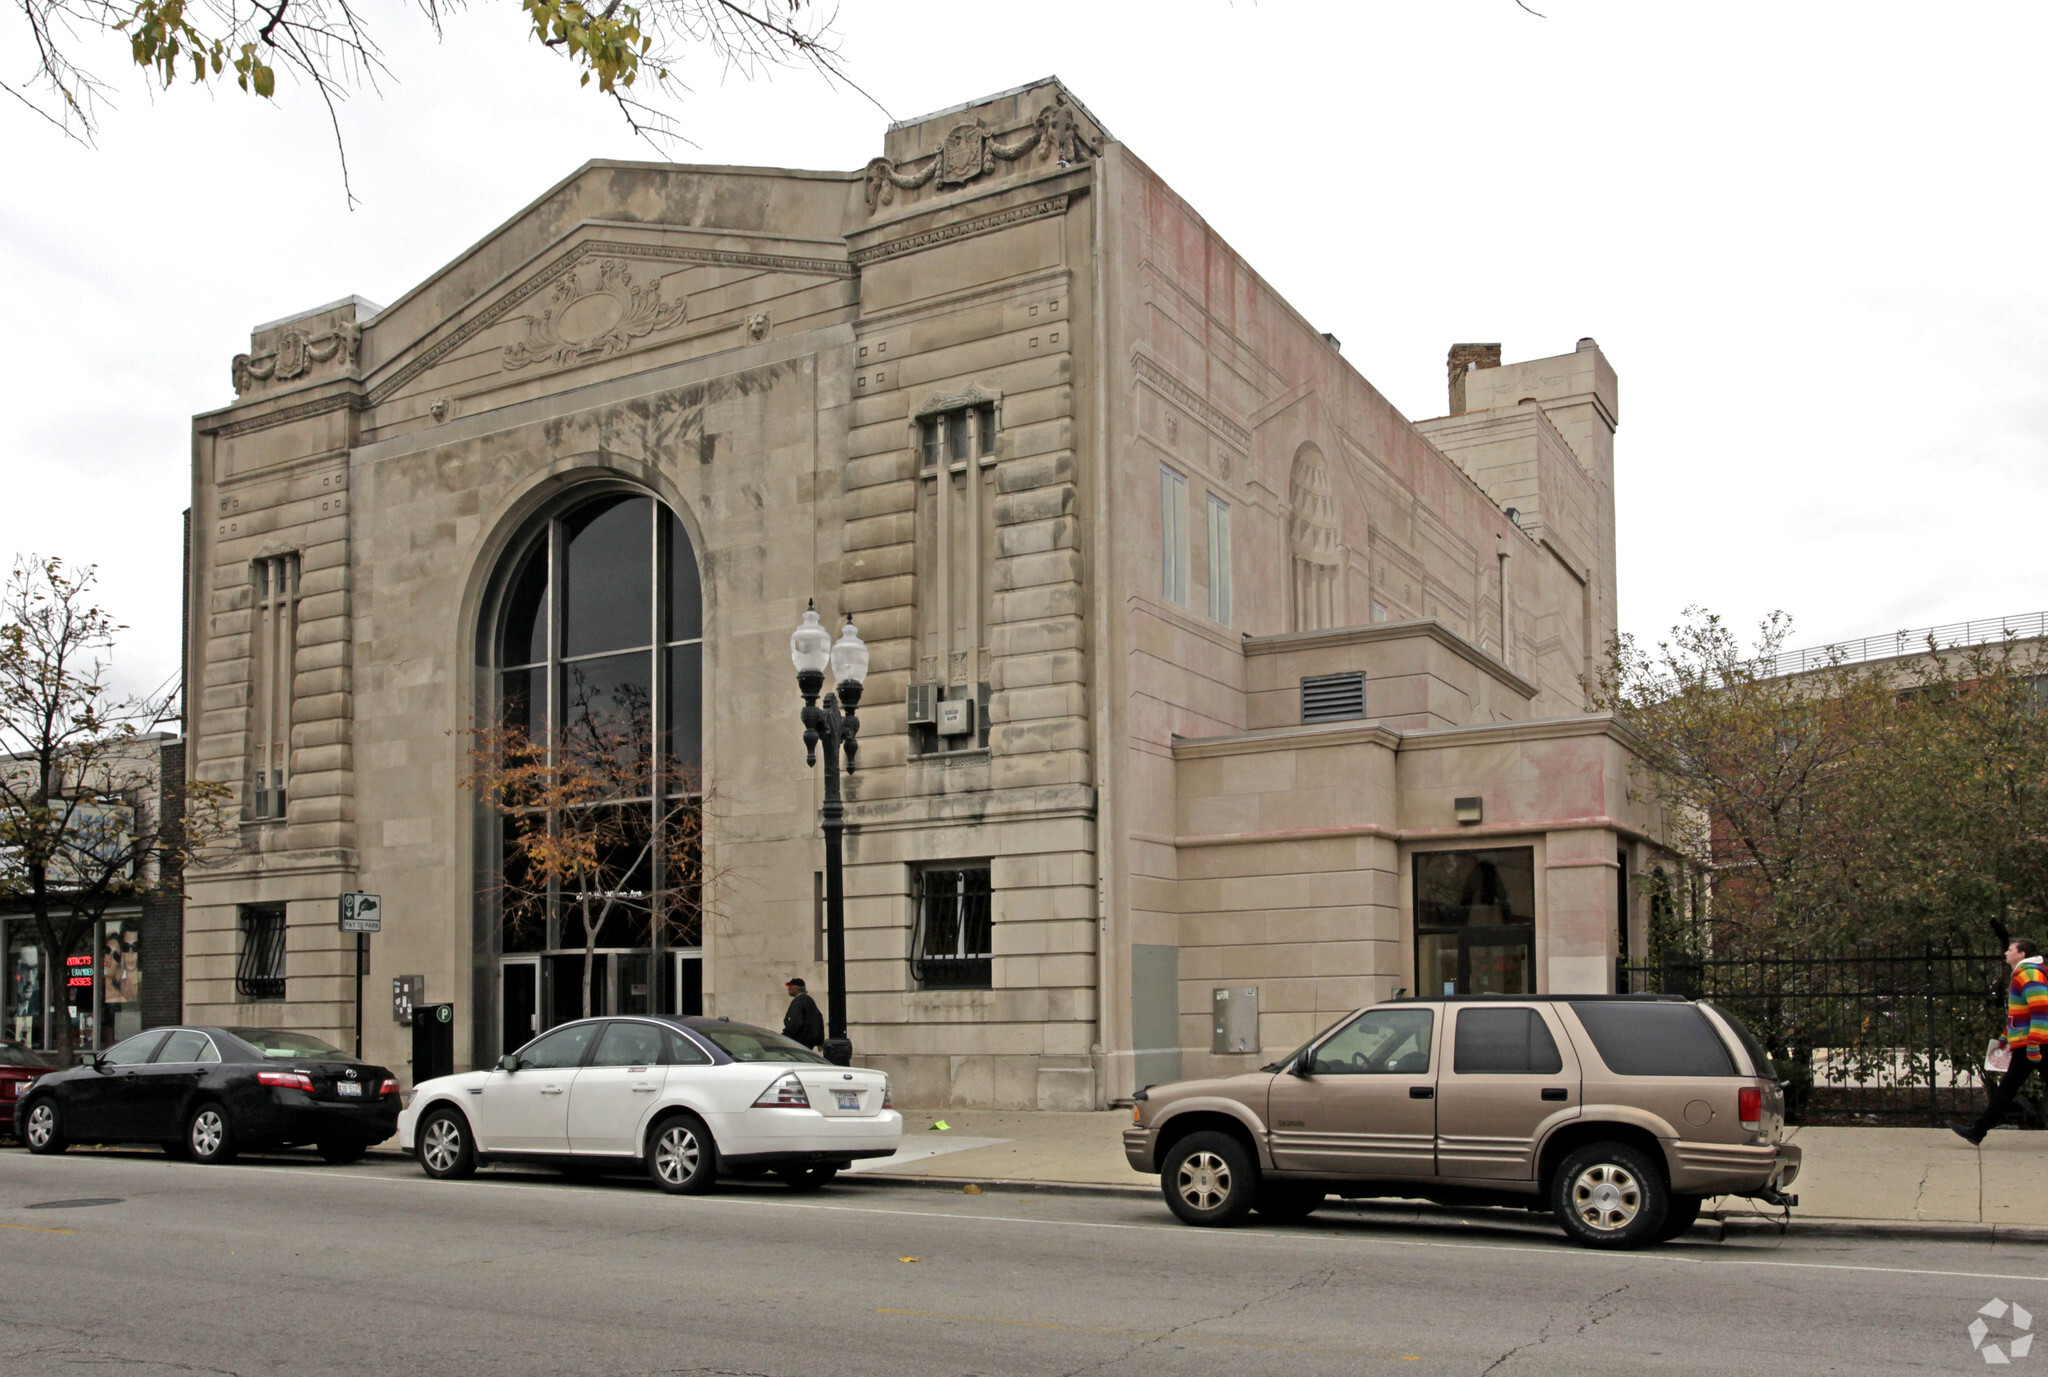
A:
397 1014 900 1192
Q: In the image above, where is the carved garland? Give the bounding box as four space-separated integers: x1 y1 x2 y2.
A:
232 322 361 395
501 257 688 371
863 97 1100 213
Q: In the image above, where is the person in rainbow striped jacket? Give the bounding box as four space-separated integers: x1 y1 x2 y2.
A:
1954 937 2048 1144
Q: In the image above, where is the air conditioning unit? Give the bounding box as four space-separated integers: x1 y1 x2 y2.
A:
907 683 936 725
936 698 975 737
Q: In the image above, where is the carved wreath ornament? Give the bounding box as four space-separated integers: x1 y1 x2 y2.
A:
231 322 360 394
501 257 687 372
863 96 1100 213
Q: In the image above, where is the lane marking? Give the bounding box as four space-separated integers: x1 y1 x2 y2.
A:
11 1157 2046 1285
0 1222 76 1235
876 1307 1332 1353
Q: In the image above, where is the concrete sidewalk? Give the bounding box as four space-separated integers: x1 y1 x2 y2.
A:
853 1110 2048 1236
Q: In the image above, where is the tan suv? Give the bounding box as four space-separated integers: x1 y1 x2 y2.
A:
1124 994 1800 1249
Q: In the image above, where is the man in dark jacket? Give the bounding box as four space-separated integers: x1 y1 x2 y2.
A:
782 977 825 1051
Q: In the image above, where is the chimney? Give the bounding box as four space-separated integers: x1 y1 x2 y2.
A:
1446 342 1502 414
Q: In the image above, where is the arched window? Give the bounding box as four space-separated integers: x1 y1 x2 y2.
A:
480 489 704 1048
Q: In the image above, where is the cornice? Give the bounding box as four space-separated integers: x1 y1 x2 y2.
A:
1171 720 1402 761
198 388 363 441
1129 352 1251 452
848 193 1071 269
1243 617 1541 700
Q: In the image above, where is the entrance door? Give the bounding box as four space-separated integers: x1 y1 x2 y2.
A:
672 951 703 1016
1435 1004 1581 1181
1267 1007 1438 1178
501 960 539 1058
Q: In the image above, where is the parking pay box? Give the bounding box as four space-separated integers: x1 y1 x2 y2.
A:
1212 987 1259 1054
411 1003 455 1083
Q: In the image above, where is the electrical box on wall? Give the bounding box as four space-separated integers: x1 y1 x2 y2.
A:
936 697 975 736
1212 986 1259 1054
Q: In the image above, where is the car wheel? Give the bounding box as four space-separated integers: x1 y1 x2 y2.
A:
1160 1130 1258 1227
317 1138 368 1165
417 1108 477 1180
1552 1142 1669 1249
647 1114 717 1195
1655 1193 1704 1242
1253 1182 1324 1221
775 1164 838 1192
185 1103 238 1165
22 1099 67 1155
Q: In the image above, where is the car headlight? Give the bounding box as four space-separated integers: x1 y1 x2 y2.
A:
399 1089 417 1109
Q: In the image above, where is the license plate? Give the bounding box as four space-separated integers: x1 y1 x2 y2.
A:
335 1082 362 1098
833 1090 861 1110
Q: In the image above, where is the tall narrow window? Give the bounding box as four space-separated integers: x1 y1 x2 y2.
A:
912 866 992 989
235 904 287 1001
1160 468 1188 605
913 396 999 753
1206 494 1232 624
249 554 299 821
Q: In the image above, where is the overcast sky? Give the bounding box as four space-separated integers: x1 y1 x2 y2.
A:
7 1 2046 700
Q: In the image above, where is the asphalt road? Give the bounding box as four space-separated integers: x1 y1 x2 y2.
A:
0 1146 2041 1376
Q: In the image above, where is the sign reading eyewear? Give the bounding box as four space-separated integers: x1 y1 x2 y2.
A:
338 892 383 934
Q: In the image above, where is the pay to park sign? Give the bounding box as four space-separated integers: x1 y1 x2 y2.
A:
338 892 382 934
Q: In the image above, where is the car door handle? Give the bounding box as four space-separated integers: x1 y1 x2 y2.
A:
1542 1087 1569 1102
541 1086 564 1095
1409 1086 1434 1099
631 1085 657 1093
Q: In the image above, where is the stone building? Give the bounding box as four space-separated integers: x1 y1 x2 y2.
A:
183 78 1672 1105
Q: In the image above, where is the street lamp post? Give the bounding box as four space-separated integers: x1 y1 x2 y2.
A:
790 601 868 1067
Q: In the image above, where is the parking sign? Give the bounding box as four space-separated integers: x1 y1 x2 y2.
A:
338 892 383 933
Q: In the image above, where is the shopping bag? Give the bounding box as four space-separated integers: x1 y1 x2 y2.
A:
1987 1038 2013 1074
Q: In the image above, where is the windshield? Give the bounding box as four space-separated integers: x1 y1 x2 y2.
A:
0 1042 53 1069
232 1029 356 1061
692 1021 829 1064
1263 1013 1358 1073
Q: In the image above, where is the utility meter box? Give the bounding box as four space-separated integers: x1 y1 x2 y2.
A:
411 1003 455 1083
936 697 975 737
1212 986 1259 1054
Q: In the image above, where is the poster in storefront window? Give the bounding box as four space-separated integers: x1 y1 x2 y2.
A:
102 924 141 1044
8 936 43 1047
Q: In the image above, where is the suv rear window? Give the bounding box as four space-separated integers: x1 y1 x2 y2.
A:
1454 1007 1563 1074
1703 1003 1776 1078
1569 1002 1737 1077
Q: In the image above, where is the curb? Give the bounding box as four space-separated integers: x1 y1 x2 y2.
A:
843 1172 2048 1243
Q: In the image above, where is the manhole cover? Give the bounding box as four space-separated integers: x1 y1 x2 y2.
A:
25 1198 124 1210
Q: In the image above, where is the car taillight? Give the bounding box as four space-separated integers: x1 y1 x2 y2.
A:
258 1070 316 1094
752 1072 810 1108
882 1081 893 1110
378 1079 399 1097
1738 1086 1763 1130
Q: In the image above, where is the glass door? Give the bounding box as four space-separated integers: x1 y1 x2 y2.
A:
500 958 540 1058
672 950 702 1016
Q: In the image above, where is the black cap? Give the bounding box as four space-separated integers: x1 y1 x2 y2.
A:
784 977 806 989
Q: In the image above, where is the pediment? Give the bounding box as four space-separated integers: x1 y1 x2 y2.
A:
364 233 854 411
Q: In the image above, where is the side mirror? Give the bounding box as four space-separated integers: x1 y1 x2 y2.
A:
498 1054 520 1072
90 1053 110 1072
1289 1059 1314 1079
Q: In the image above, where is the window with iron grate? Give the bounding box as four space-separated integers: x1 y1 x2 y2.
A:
235 904 287 1001
1300 671 1366 724
912 866 992 990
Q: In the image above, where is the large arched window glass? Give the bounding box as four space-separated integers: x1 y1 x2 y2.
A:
482 489 704 1044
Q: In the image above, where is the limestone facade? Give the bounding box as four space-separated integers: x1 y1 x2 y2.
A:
182 78 1672 1106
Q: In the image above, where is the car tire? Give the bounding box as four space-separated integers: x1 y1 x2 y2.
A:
1160 1130 1258 1227
185 1103 238 1165
1655 1193 1704 1242
1552 1142 1669 1250
776 1164 838 1192
1253 1182 1325 1221
417 1108 477 1180
21 1098 67 1155
647 1114 718 1195
317 1138 368 1165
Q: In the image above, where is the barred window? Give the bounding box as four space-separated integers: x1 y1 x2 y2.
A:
913 867 992 990
919 404 996 469
236 905 286 1001
250 553 299 821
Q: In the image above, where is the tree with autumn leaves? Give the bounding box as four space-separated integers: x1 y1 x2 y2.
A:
0 558 232 1066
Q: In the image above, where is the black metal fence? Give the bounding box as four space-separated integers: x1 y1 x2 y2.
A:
1619 947 2034 1127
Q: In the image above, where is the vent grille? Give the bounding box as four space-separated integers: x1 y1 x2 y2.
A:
1301 672 1366 724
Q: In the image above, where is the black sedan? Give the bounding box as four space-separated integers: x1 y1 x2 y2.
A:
13 1026 399 1164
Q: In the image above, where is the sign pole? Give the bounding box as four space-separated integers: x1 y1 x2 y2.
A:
354 932 366 1059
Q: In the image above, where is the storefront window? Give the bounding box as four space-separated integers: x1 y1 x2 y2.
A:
6 923 46 1047
1413 847 1537 997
